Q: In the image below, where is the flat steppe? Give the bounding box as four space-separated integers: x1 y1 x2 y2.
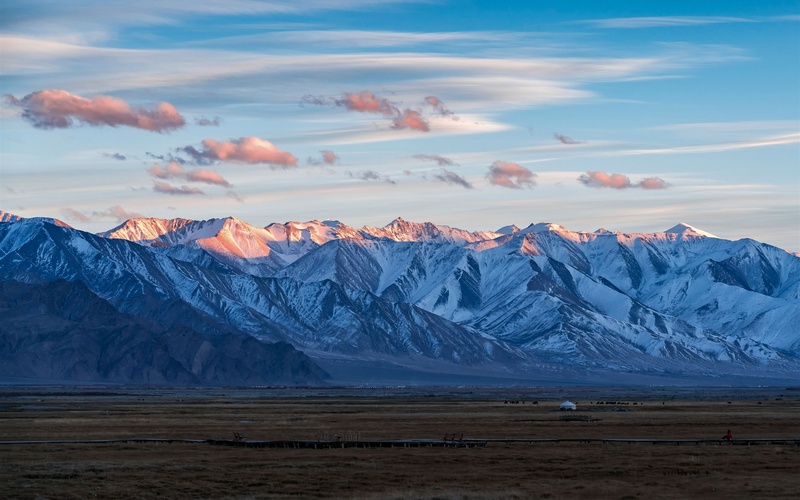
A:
1 386 798 499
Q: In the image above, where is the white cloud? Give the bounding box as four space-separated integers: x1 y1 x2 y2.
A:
580 16 757 29
608 133 800 157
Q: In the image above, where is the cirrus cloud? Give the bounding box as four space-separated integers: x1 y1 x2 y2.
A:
487 161 537 189
5 89 185 132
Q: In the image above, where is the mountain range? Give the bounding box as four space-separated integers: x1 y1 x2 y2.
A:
1 210 798 385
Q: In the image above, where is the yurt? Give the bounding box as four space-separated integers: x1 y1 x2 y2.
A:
559 400 577 411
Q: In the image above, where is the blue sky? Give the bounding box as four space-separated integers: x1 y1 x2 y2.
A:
1 0 798 251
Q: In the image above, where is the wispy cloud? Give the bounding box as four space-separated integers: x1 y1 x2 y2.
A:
306 149 340 166
182 137 298 167
554 133 581 145
578 171 669 190
608 133 800 157
226 190 245 203
412 154 457 166
146 151 187 164
347 170 396 184
433 169 472 189
93 205 145 222
487 161 537 189
580 16 757 29
147 161 231 187
204 30 512 50
424 95 456 118
194 116 220 127
5 89 185 132
60 205 144 223
102 152 127 161
60 207 92 223
153 180 204 195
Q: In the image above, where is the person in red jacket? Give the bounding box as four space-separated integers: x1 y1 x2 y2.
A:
722 429 733 441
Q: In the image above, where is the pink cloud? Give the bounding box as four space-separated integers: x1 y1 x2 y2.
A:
578 171 670 189
186 169 231 187
579 171 632 189
424 95 454 117
320 150 339 165
307 150 339 166
336 90 397 115
153 181 204 196
185 137 298 167
147 161 231 187
6 89 185 132
148 161 185 179
393 109 430 131
487 161 537 189
306 91 439 132
639 177 670 189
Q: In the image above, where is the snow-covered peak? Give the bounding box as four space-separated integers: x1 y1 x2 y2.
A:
519 222 568 234
665 223 718 238
0 210 72 228
496 224 521 235
0 211 22 223
100 217 197 243
362 218 501 244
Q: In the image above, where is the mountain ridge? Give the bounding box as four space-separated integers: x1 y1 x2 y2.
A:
1 210 798 385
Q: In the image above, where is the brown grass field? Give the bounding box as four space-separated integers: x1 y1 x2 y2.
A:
1 387 798 499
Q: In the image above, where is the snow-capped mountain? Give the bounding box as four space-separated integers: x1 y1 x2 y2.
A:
2 210 798 384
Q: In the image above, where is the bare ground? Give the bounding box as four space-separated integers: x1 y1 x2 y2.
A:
1 388 798 499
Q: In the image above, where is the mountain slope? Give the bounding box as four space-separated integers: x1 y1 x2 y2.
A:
0 279 328 385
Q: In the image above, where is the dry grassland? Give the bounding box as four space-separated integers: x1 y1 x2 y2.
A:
1 389 798 499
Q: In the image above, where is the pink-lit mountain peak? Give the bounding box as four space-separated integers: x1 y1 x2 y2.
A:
362 216 502 244
0 210 72 229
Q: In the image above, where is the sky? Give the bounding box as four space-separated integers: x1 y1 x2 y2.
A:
1 0 799 251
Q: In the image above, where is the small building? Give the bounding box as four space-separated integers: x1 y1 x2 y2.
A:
559 400 577 411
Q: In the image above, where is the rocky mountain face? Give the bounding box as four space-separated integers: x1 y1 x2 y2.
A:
1 211 798 385
0 279 328 385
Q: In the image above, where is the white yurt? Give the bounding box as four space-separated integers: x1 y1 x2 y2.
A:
559 400 577 411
